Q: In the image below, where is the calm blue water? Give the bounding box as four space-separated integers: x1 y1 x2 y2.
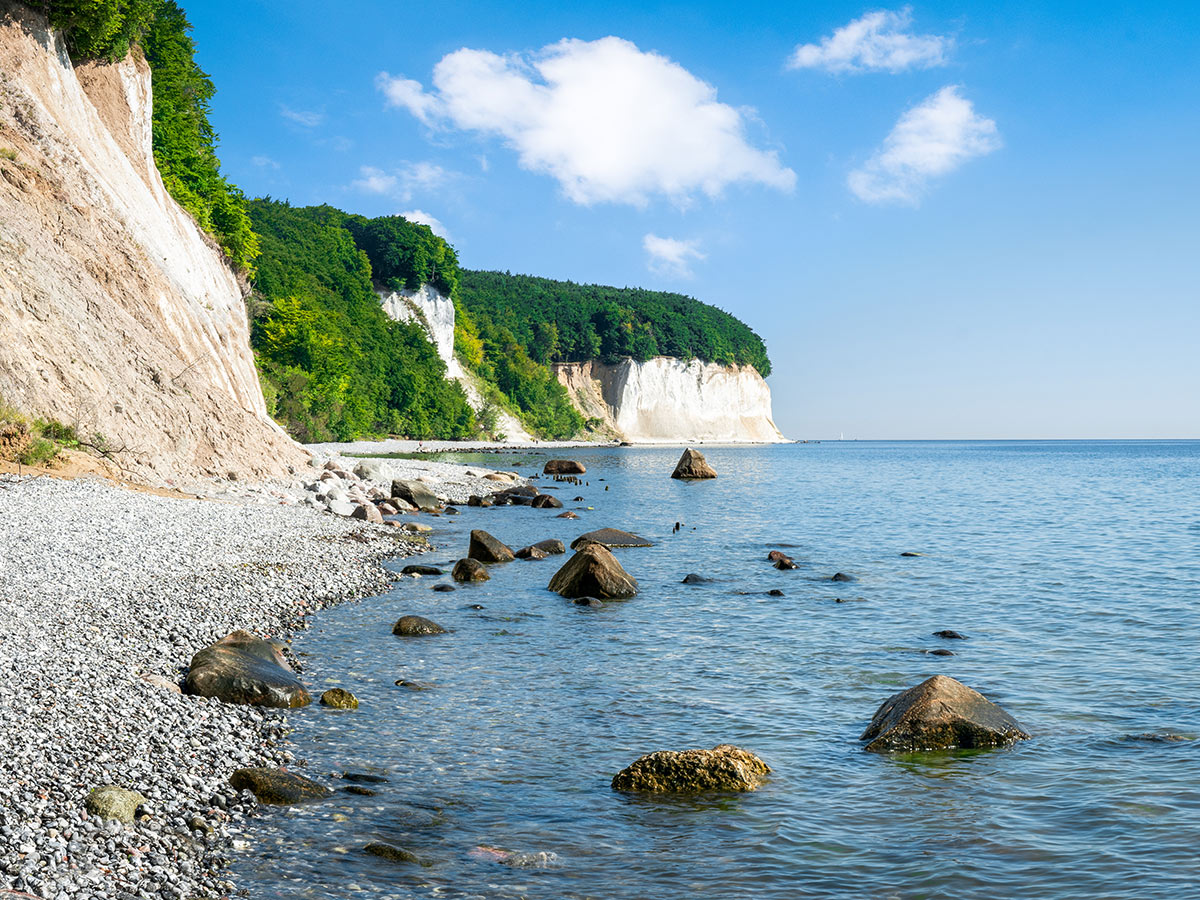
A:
234 441 1200 899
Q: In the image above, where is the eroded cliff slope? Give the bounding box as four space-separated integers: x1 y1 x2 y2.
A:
0 6 303 481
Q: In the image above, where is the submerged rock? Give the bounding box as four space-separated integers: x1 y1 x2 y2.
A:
184 630 311 709
469 529 515 563
767 589 785 597
320 688 358 709
766 550 791 562
517 546 548 560
85 786 145 823
392 615 447 636
531 493 563 509
391 479 441 512
861 674 1030 752
933 629 968 640
548 543 638 600
452 558 490 582
556 511 579 519
494 485 539 506
671 448 717 480
569 528 652 550
681 573 711 584
364 841 429 866
432 583 456 592
612 744 769 793
229 768 332 804
402 564 443 576
517 539 565 557
544 459 586 475
774 557 799 570
831 572 856 582
900 551 923 557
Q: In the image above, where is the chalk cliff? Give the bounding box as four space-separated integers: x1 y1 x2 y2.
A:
554 358 786 443
0 6 303 481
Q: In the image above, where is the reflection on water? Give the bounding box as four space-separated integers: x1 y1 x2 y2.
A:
233 441 1200 899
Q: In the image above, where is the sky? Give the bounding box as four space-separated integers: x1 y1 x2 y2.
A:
187 1 1199 439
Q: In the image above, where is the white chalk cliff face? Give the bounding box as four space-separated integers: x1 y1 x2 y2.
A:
377 286 534 441
555 358 786 443
0 7 304 480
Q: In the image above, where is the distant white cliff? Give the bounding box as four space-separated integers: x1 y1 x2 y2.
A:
554 358 786 443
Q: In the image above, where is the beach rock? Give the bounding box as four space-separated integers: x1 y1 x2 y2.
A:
767 589 785 596
343 772 388 783
85 786 145 823
556 511 579 519
229 768 332 804
900 551 923 557
831 572 856 582
549 543 639 599
391 479 441 512
933 630 968 640
392 615 447 636
681 573 710 584
444 506 459 515
544 459 586 475
327 499 356 517
402 564 443 576
671 448 717 479
351 503 383 524
773 557 799 570
532 538 566 554
494 484 539 506
453 558 490 582
484 472 515 482
139 672 181 694
611 745 769 793
531 493 563 509
390 497 418 513
767 550 791 562
320 688 359 709
184 630 311 709
364 842 428 866
569 528 652 550
401 522 433 533
433 583 456 592
344 785 377 796
378 502 398 515
861 675 1031 753
516 545 548 560
467 495 493 508
469 529 515 563
927 648 955 657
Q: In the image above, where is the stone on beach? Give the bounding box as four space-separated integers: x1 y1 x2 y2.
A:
228 767 332 804
544 459 586 475
390 479 441 512
861 674 1031 752
392 615 447 636
569 528 652 550
671 448 717 479
351 503 383 524
548 543 639 599
320 688 359 709
85 786 146 823
611 745 769 793
452 558 490 582
184 630 311 709
469 529 515 562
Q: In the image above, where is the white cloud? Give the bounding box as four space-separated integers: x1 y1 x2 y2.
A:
400 209 450 240
280 105 324 127
377 36 795 206
848 85 1000 204
643 234 706 278
250 155 279 169
789 8 951 74
351 162 452 202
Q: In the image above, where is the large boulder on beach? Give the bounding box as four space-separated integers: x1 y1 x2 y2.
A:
85 786 146 823
671 448 717 479
452 558 490 582
184 630 311 709
861 674 1031 752
392 615 447 636
229 768 332 805
544 459 586 475
548 543 638 599
569 528 652 550
611 745 769 793
391 479 441 512
469 529 515 563
351 503 383 524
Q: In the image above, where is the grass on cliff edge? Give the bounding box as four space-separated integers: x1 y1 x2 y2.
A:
0 398 79 467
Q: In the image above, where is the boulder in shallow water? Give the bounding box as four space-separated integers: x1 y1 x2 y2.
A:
611 744 769 793
681 573 710 584
390 479 441 512
531 493 563 509
569 528 652 550
392 615 447 636
402 564 443 576
229 768 332 804
467 495 493 508
452 558 490 582
532 538 566 554
184 630 310 709
861 674 1030 753
517 545 548 560
556 511 579 519
932 630 968 640
320 688 358 709
85 786 145 823
548 543 638 600
671 448 717 480
469 529 515 563
364 841 430 866
544 459 586 475
831 572 856 582
773 557 799 570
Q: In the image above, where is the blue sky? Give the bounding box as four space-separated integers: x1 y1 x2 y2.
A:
187 1 1199 439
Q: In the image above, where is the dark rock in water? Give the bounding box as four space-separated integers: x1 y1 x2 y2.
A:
544 459 586 475
516 546 548 560
831 572 856 582
767 550 791 562
444 506 459 515
394 679 431 691
671 447 717 479
363 842 429 866
452 558 490 582
467 603 485 610
573 597 603 607
343 785 377 796
570 528 652 550
861 674 1030 753
573 496 585 501
391 479 441 512
612 745 769 793
351 503 383 524
549 544 639 599
557 511 579 519
531 493 563 509
432 583 456 592
767 589 785 597
1125 732 1193 743
402 564 443 576
933 629 968 640
320 688 358 709
342 772 388 784
392 615 447 636
900 551 923 557
494 484 540 506
926 648 955 657
467 495 493 508
681 573 710 584
184 630 311 709
774 557 799 570
530 538 566 555
377 502 398 515
469 529 515 563
229 768 332 804
85 786 145 823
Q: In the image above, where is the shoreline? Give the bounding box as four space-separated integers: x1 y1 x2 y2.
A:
0 472 436 900
305 437 794 457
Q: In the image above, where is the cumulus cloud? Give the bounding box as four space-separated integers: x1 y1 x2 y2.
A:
378 36 795 206
400 209 450 240
351 162 452 202
280 105 324 127
848 86 999 204
789 7 951 74
643 234 706 278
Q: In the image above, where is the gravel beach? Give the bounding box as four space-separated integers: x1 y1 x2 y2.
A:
0 473 436 900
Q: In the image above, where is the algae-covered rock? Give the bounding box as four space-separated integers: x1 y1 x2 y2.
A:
320 688 359 709
229 767 332 804
392 615 447 636
861 674 1030 752
611 745 769 793
85 786 146 823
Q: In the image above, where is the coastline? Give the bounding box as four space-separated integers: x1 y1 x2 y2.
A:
304 436 793 457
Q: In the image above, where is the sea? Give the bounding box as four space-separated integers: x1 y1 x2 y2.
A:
233 440 1200 899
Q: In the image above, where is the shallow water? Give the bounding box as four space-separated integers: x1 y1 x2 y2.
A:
233 441 1200 899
